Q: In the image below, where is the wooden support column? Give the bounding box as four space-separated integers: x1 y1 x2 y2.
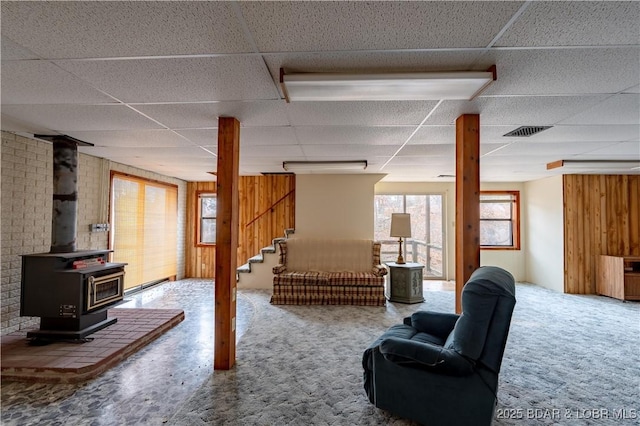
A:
214 117 240 370
455 114 481 313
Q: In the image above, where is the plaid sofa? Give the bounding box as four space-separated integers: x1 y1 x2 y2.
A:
270 238 387 306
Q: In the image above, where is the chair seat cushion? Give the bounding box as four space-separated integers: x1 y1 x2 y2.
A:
376 324 446 346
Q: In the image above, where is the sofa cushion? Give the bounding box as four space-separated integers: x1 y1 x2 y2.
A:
273 271 330 286
286 238 375 273
328 272 385 287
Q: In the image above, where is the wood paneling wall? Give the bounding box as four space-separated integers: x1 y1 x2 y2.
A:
238 175 295 266
563 175 640 294
185 176 295 278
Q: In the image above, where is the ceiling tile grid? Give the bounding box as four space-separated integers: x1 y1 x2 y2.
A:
1 1 638 182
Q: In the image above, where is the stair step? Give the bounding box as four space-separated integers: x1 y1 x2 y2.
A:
261 246 276 254
248 254 263 263
237 263 251 273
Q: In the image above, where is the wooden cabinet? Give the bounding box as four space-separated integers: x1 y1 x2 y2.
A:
596 255 640 301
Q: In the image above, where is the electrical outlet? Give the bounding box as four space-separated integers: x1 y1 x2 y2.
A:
90 223 110 232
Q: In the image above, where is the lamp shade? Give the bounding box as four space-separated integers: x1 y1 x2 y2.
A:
390 213 412 238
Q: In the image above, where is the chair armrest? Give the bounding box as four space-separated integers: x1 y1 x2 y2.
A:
379 337 474 376
372 265 388 276
272 264 287 274
407 311 460 339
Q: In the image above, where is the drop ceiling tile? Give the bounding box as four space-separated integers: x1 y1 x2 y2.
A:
0 2 251 58
481 143 514 156
177 127 299 147
81 145 213 161
580 141 640 158
294 126 414 146
56 56 279 103
559 94 640 126
135 101 290 128
477 48 640 96
396 144 455 157
241 145 304 158
625 85 640 94
496 2 640 47
300 144 397 158
238 127 298 146
0 113 54 134
241 157 304 167
487 141 617 158
286 101 437 126
2 105 163 132
425 96 607 126
65 130 193 148
1 61 115 104
382 156 455 167
173 129 218 147
240 1 523 51
1 38 39 60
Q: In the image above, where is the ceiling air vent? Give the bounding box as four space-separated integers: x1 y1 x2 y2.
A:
503 126 552 137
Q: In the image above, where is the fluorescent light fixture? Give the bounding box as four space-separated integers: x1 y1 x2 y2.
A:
547 160 640 172
280 67 496 102
282 160 367 173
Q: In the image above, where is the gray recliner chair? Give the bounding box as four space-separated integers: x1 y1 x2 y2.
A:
363 266 516 426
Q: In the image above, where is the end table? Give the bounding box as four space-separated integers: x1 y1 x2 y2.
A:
386 262 425 303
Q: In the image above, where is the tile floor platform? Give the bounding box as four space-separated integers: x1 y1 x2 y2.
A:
1 308 184 383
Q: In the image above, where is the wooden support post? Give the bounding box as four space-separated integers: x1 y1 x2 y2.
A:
214 117 240 370
455 114 481 314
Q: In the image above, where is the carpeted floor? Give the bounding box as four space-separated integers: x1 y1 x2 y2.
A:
168 284 640 426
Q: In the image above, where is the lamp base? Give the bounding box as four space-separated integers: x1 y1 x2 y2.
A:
396 238 406 264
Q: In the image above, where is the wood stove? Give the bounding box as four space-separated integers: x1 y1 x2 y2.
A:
21 250 126 339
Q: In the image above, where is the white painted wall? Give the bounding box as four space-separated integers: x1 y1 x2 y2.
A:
295 174 385 239
375 181 527 281
524 175 564 292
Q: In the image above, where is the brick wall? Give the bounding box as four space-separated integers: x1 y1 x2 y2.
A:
1 131 186 335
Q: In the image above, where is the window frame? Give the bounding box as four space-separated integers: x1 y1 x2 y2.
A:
196 191 217 247
480 190 521 250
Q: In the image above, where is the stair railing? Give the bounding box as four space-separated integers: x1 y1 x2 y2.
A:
245 188 295 228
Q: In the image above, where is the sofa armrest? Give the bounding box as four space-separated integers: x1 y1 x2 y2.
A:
272 264 287 274
406 311 460 339
372 265 388 276
379 337 474 375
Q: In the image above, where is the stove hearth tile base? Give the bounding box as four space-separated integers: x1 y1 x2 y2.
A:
1 308 184 383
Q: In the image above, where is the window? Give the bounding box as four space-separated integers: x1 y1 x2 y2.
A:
374 194 445 279
480 191 520 250
198 193 216 245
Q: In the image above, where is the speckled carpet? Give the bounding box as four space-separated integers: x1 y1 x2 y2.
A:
168 284 640 426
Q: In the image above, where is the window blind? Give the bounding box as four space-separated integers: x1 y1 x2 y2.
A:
110 173 178 290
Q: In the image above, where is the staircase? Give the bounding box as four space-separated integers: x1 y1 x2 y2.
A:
237 229 294 289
